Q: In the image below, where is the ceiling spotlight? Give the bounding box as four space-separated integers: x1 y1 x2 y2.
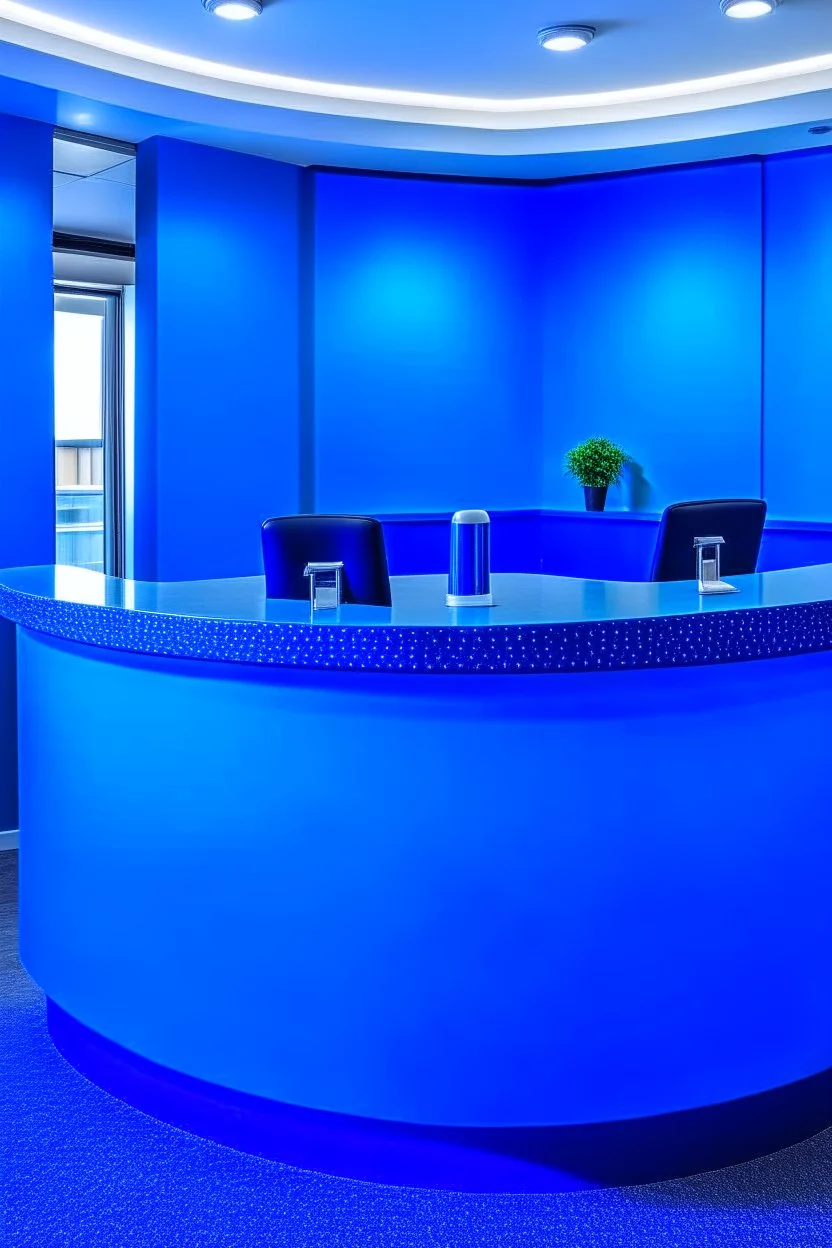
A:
538 25 596 52
720 0 778 18
203 0 263 19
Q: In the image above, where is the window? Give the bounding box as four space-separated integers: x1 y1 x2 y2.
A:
54 288 125 575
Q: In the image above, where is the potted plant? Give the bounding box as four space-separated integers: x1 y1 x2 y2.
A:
564 438 628 512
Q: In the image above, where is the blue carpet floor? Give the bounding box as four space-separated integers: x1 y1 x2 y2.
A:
2 848 831 1247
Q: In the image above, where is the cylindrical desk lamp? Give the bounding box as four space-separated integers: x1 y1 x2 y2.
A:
447 510 493 607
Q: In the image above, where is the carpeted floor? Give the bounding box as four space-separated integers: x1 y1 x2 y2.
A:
2 847 831 1247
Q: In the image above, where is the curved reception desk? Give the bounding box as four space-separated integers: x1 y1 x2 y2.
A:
3 564 832 1192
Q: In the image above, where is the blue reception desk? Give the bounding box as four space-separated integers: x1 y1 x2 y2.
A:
3 564 832 1192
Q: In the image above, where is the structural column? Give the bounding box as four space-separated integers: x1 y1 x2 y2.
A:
134 137 302 582
0 114 55 832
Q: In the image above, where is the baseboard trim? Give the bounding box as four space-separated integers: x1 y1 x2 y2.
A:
0 829 19 850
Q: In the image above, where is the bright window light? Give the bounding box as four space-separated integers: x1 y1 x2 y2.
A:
55 311 103 442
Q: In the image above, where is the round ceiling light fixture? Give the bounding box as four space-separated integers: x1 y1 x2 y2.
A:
720 0 779 18
203 0 263 19
537 25 596 52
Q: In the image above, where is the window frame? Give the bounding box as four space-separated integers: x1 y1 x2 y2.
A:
54 283 126 577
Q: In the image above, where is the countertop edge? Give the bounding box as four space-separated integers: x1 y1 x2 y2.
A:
3 580 832 675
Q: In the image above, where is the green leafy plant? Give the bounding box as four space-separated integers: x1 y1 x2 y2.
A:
564 438 629 488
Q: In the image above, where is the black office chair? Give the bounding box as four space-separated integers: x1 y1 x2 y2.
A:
261 515 392 605
650 499 767 583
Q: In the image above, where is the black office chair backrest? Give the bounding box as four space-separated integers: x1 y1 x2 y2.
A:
650 499 767 583
261 515 392 605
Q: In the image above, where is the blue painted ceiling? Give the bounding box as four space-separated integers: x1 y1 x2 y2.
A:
23 0 832 98
0 0 831 176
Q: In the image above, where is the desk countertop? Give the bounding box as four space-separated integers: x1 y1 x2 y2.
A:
3 564 832 673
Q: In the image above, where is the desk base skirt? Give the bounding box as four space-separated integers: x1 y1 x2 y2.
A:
47 1000 832 1194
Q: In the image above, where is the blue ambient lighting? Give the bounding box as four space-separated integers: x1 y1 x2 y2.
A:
15 628 832 1178
44 997 832 1192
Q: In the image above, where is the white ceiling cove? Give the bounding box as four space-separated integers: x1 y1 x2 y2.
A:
1 0 832 176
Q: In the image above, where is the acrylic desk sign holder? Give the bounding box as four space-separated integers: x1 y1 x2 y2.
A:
694 537 738 596
304 562 344 612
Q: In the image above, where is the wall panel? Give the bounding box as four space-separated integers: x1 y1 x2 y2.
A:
541 161 764 514
763 150 832 521
313 173 541 515
135 138 301 581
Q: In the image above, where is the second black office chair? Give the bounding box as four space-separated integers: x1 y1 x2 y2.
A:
650 499 767 582
261 514 392 605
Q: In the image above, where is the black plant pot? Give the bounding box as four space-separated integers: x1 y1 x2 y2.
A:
584 486 608 512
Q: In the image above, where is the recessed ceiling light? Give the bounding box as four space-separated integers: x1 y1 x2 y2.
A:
203 0 262 19
537 25 596 52
720 0 778 18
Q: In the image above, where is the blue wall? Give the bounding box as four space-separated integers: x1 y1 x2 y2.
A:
541 161 764 514
380 510 832 582
313 161 767 523
306 152 832 575
313 173 541 515
0 114 54 831
135 138 302 582
763 150 832 521
129 144 832 582
5 128 832 603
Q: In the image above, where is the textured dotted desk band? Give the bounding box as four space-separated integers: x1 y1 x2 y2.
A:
2 584 830 675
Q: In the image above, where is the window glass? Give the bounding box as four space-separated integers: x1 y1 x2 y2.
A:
54 295 106 572
55 310 103 441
